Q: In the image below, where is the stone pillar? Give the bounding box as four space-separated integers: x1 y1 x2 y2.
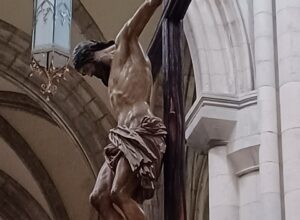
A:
276 1 300 219
253 0 282 219
239 171 260 220
209 146 239 220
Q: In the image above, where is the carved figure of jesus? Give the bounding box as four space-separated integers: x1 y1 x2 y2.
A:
72 0 166 219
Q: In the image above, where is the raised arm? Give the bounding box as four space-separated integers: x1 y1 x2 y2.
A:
116 0 162 43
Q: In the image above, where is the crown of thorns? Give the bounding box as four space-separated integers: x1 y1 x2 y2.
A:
72 40 115 70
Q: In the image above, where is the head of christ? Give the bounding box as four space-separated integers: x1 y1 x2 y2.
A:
72 40 115 86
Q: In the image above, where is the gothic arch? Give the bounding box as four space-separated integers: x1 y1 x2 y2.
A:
0 19 115 176
0 111 69 220
0 170 51 220
72 0 105 40
184 0 255 96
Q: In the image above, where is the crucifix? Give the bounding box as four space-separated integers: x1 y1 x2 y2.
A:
31 0 190 219
148 0 191 220
71 0 191 219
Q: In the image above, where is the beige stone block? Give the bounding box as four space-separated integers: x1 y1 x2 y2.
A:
280 82 300 131
277 0 300 11
192 26 205 50
210 205 239 220
236 106 259 138
210 74 230 94
277 8 300 35
260 132 279 163
282 32 300 58
254 0 272 14
198 50 210 74
0 21 15 41
11 57 31 76
285 190 300 220
217 26 230 49
209 175 239 207
0 42 17 67
260 193 282 220
237 68 252 93
277 31 291 59
255 36 274 61
8 30 30 53
279 56 300 86
205 25 224 50
209 147 232 177
239 172 259 206
260 162 281 194
256 61 275 87
282 128 300 163
258 87 278 133
228 145 259 175
208 50 227 74
233 44 251 71
229 23 247 46
240 201 260 220
276 0 286 11
85 99 105 120
283 159 300 192
254 12 273 38
200 72 211 92
76 84 93 103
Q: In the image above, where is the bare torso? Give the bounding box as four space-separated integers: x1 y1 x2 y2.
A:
108 37 153 128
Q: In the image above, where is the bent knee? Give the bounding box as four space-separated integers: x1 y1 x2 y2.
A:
110 189 129 204
89 191 100 207
89 191 108 208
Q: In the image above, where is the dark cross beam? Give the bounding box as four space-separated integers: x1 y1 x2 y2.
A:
147 0 191 220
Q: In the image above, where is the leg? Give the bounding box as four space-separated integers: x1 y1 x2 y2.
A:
90 162 123 220
110 157 147 220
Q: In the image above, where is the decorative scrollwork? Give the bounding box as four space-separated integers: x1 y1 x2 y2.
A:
56 2 71 26
30 56 69 101
36 0 55 23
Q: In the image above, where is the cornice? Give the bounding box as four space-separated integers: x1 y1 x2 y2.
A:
186 91 257 127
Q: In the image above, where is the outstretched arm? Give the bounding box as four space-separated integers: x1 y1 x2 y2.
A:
116 0 162 43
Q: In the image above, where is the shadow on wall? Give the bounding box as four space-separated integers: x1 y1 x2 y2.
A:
185 146 209 220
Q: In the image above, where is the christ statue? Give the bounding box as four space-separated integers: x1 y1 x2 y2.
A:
72 0 166 219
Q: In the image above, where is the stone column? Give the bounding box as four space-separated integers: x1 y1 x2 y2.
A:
239 171 260 220
209 146 239 220
253 0 282 219
276 1 300 219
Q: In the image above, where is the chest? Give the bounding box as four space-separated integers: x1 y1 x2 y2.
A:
109 60 151 89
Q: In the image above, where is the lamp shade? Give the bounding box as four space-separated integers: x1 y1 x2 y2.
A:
32 0 72 68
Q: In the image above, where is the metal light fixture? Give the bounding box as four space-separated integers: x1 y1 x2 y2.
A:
30 0 72 100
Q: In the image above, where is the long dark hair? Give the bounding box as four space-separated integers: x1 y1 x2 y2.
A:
72 40 115 86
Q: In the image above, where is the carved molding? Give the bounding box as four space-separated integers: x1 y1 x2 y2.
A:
186 91 257 127
185 91 257 153
228 144 259 177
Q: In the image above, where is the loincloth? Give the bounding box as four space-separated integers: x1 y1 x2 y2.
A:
104 116 167 202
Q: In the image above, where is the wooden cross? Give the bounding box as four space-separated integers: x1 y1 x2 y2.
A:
148 0 191 220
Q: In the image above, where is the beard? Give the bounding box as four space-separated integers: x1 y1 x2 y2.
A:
93 61 110 86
